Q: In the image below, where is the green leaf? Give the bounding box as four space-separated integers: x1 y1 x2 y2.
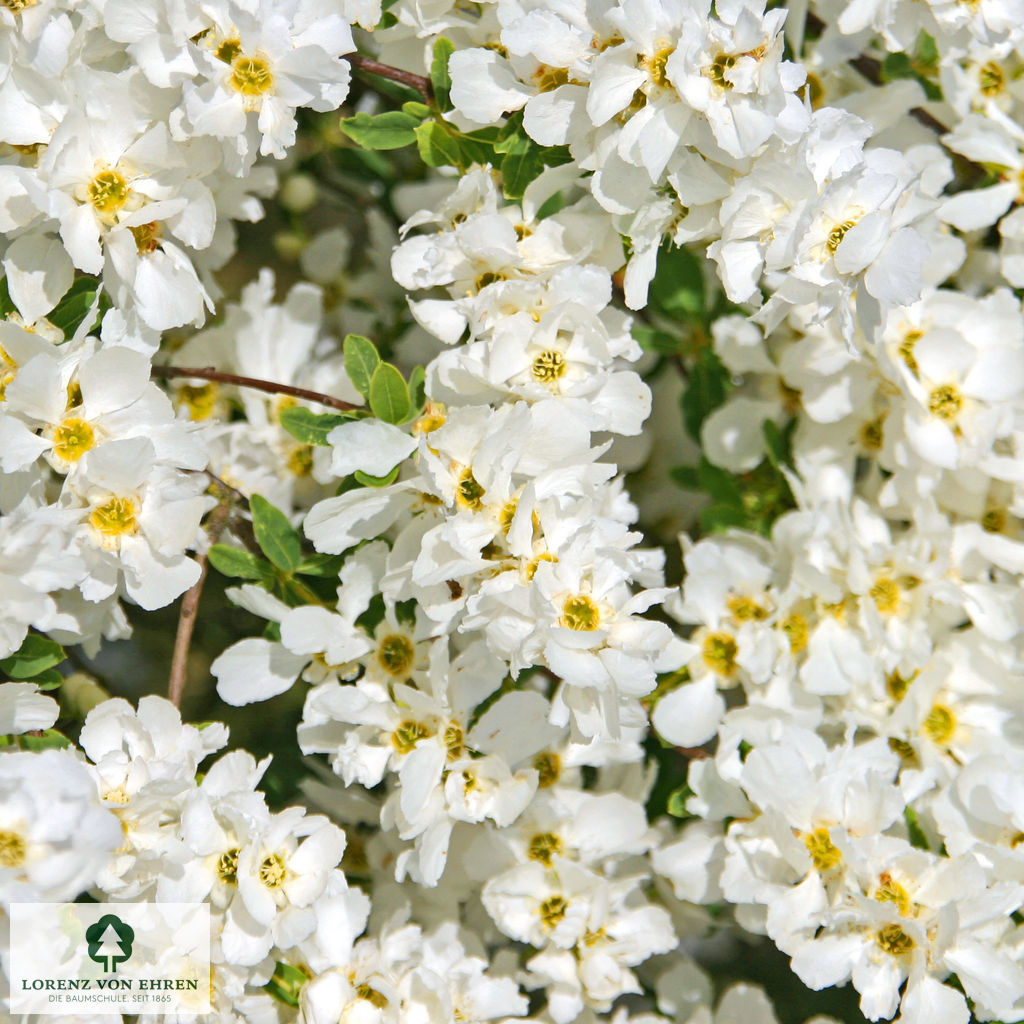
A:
880 48 942 101
632 324 684 354
493 123 530 156
368 362 410 424
430 37 456 111
501 144 543 200
697 457 743 505
666 783 695 818
18 729 71 752
650 243 705 321
881 52 915 82
0 634 65 680
670 464 701 490
460 126 503 165
264 962 309 1008
904 806 930 850
916 30 939 70
250 495 303 572
415 120 465 169
354 465 401 487
0 276 14 318
407 364 426 417
681 347 730 441
32 668 64 691
49 277 108 340
699 503 753 534
279 406 355 446
402 100 432 120
343 334 380 400
208 544 274 580
763 418 795 469
295 553 345 578
339 110 421 150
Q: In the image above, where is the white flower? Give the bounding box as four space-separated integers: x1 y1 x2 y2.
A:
0 748 122 902
0 682 59 735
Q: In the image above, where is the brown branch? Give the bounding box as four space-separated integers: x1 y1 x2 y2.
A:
151 365 360 412
168 503 230 709
347 54 433 102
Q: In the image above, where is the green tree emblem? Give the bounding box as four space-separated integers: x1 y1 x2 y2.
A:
85 914 134 972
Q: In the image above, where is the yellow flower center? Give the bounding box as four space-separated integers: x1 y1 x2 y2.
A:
217 847 240 884
177 382 220 420
52 418 96 463
533 751 561 788
889 736 919 766
922 703 956 746
356 985 389 1009
413 401 446 435
874 872 912 915
391 720 430 754
455 467 485 510
498 498 518 535
130 221 162 254
886 670 914 703
899 330 921 372
377 634 415 677
802 71 824 108
803 826 842 871
978 60 1005 96
89 497 139 537
540 895 568 929
727 595 768 621
528 832 563 866
780 613 808 654
702 632 737 675
215 38 242 64
286 444 314 477
870 577 901 614
531 350 566 384
473 271 504 292
876 923 914 956
0 829 26 867
259 852 287 888
707 52 735 89
561 594 601 630
982 507 1007 533
928 384 962 422
826 219 857 253
444 723 464 759
525 551 556 581
859 416 885 452
88 170 130 213
230 55 274 96
533 65 570 92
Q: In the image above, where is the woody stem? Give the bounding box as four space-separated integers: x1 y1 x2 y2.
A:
151 365 360 412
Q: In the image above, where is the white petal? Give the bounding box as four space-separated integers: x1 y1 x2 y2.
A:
651 676 725 747
327 419 417 477
212 638 307 706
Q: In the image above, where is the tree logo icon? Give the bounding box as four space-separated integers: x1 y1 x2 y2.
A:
85 914 135 972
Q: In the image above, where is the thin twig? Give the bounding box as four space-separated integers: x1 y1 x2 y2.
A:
168 504 231 709
151 365 360 412
168 559 210 709
347 54 434 102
